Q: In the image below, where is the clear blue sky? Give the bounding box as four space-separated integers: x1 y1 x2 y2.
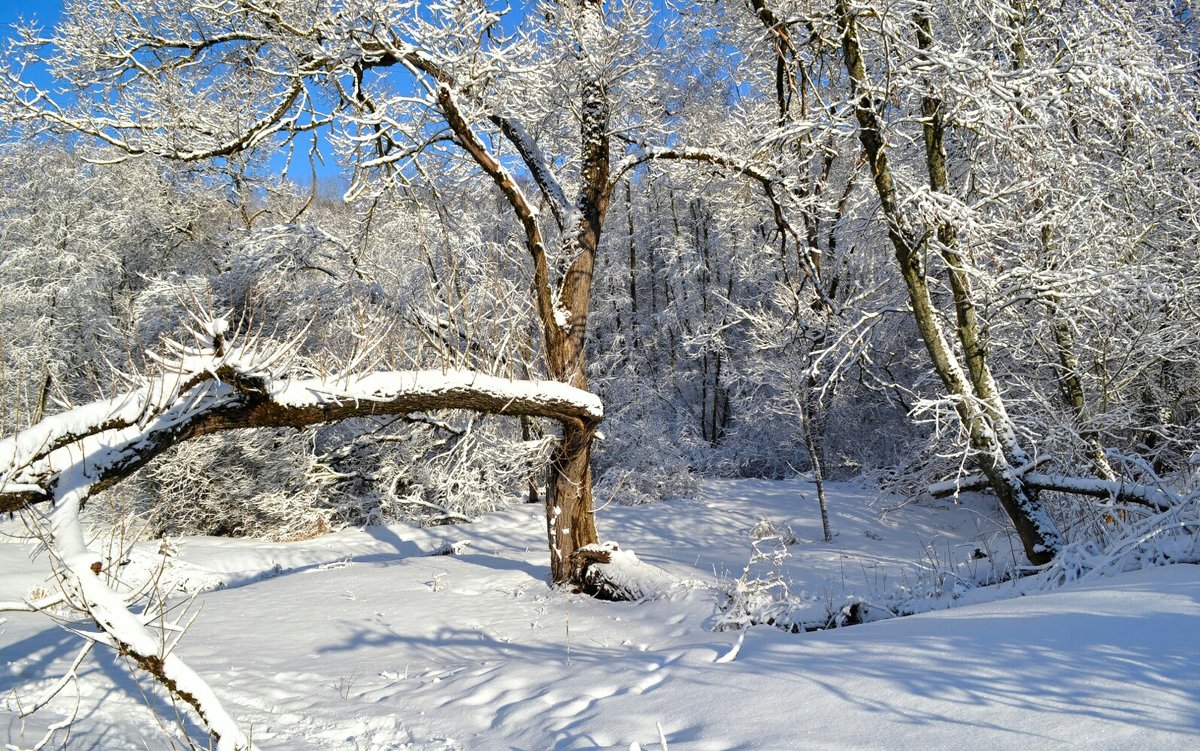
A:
0 0 61 35
0 0 553 190
1 0 63 94
0 0 344 187
0 1 677 190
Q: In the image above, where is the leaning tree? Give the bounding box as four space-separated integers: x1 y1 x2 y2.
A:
0 3 646 744
825 0 1195 560
0 316 606 749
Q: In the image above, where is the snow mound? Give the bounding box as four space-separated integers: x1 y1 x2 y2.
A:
575 541 675 601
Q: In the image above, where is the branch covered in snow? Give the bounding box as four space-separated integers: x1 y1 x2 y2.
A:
2 322 604 749
1 334 603 515
929 469 1175 510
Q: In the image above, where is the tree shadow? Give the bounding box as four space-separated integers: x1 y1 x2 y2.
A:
361 523 425 558
1 615 207 749
736 595 1200 740
452 552 545 580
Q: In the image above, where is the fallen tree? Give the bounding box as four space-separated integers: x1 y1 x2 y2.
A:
928 471 1174 511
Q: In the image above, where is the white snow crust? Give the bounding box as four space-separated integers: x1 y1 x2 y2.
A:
3 480 1197 750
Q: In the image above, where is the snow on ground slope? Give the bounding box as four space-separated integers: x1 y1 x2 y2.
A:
2 480 1198 749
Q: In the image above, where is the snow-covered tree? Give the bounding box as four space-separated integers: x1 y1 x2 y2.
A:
1 0 672 585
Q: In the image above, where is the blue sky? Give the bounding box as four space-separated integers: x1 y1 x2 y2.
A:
1 0 64 95
0 0 680 190
0 0 60 35
0 1 557 189
0 0 343 187
0 1 540 57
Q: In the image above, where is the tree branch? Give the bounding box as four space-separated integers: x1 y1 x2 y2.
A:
2 366 603 515
929 470 1173 510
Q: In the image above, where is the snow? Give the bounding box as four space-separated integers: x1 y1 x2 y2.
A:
271 370 603 419
3 480 1198 750
0 392 145 476
206 316 231 338
551 292 573 332
576 542 674 601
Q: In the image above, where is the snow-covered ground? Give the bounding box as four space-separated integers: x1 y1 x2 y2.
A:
3 480 1198 749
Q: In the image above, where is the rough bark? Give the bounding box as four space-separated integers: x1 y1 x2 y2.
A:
548 419 601 584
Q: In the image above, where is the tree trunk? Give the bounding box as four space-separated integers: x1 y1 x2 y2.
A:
626 179 640 358
423 1 612 587
545 417 601 584
800 394 832 543
1050 305 1117 481
520 415 541 504
837 0 1061 564
538 0 612 586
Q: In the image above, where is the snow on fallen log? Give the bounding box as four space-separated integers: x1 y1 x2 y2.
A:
568 541 673 601
928 467 1175 510
1022 473 1175 509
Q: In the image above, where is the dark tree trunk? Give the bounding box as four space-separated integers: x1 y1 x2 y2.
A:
546 417 601 584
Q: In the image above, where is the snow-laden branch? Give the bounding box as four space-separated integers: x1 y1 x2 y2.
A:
1 337 602 516
1 324 604 748
611 146 778 188
490 114 570 232
42 487 251 749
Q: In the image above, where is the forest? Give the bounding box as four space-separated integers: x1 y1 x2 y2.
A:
1 1 1198 749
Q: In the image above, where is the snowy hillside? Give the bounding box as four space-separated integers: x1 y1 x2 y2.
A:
3 480 1197 750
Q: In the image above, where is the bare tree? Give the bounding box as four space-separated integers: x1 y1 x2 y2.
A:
0 0 661 585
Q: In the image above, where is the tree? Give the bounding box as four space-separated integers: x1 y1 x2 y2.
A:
0 143 238 430
642 0 1198 562
829 0 1197 559
3 0 1195 578
830 0 1060 562
0 0 661 586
